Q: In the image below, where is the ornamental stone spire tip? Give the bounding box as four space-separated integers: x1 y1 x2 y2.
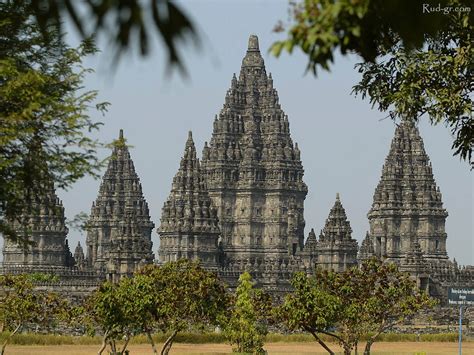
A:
248 34 259 51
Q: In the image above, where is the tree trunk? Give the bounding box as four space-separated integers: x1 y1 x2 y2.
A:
120 335 130 355
98 330 109 355
110 339 116 354
147 331 158 355
364 339 374 355
364 328 384 355
160 330 178 355
309 331 335 355
355 341 358 355
1 324 22 355
343 344 352 355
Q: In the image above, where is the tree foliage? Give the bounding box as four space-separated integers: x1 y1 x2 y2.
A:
0 274 67 355
272 0 473 165
352 8 473 165
278 259 436 355
25 0 199 72
223 272 270 354
0 0 108 243
84 260 229 355
137 260 229 355
85 280 141 355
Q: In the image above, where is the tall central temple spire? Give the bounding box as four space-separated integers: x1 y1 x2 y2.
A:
200 35 308 267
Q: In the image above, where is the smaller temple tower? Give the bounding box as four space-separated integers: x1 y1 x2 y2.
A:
315 194 358 272
358 232 375 263
2 181 72 268
86 130 155 280
74 242 86 269
301 228 318 268
158 132 220 268
367 118 449 264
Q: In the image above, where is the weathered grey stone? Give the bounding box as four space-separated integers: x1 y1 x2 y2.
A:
315 193 358 272
367 117 449 263
86 129 155 281
2 180 72 268
158 132 220 269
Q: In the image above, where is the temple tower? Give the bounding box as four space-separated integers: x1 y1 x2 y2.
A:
302 228 318 268
201 35 308 268
2 181 72 268
315 194 358 271
367 118 449 264
158 132 220 268
86 130 154 280
74 242 86 269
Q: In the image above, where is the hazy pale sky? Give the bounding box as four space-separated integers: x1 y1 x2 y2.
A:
2 1 472 264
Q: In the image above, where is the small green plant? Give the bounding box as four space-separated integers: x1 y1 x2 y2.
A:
223 272 270 354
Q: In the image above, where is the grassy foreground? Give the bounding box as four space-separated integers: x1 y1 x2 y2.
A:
0 332 469 346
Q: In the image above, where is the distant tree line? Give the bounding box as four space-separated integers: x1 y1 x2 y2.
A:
0 258 435 355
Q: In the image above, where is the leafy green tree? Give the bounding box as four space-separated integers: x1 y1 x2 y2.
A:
0 0 108 243
272 0 473 165
277 271 341 354
117 273 159 354
137 260 229 355
85 281 135 355
223 272 270 354
354 259 437 354
278 259 435 355
352 16 473 165
21 0 199 72
0 274 67 355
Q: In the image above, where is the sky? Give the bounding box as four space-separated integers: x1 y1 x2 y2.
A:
2 0 473 264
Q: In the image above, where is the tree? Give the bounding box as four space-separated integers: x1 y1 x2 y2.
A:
272 0 473 165
278 259 435 355
0 274 67 355
277 271 342 355
223 272 270 354
354 259 437 354
352 16 473 165
137 260 229 355
117 273 160 355
83 261 228 355
21 0 199 72
85 281 136 355
0 0 108 243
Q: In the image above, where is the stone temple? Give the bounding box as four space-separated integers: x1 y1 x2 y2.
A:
1 35 473 299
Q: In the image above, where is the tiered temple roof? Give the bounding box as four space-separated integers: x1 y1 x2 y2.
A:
201 35 307 266
158 132 220 268
86 130 154 280
367 118 449 263
315 194 358 271
2 180 72 268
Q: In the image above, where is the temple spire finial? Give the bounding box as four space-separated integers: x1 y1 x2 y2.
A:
248 34 259 51
186 131 195 149
119 129 124 140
